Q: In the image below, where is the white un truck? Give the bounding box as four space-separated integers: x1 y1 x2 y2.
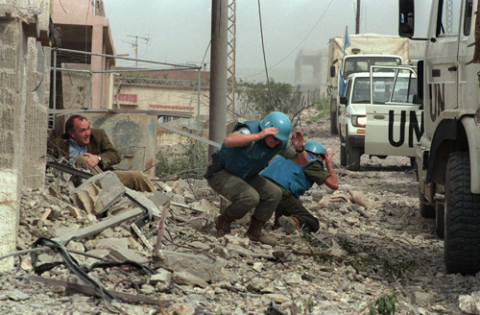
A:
327 34 410 135
399 0 480 275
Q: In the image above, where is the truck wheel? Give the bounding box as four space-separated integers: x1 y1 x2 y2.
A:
346 142 360 171
330 100 338 135
444 151 480 275
340 143 346 166
435 202 444 239
419 189 435 218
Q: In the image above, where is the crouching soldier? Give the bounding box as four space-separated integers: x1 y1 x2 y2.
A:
204 112 309 245
261 140 338 234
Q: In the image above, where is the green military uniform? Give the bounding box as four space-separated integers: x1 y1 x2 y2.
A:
274 161 330 232
49 128 155 192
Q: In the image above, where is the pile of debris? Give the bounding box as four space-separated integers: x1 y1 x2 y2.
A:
2 137 480 314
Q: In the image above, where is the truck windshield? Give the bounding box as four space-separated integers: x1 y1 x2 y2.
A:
344 57 402 78
352 76 417 104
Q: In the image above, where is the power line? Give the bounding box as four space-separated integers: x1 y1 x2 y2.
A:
125 35 150 67
257 0 274 106
243 0 335 79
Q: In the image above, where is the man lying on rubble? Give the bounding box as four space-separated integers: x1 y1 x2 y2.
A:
261 140 339 234
48 114 155 192
204 111 309 245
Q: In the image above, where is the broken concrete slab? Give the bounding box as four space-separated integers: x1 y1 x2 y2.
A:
107 246 147 263
173 270 209 288
124 187 161 219
70 171 125 215
150 268 172 286
95 238 130 249
6 289 30 301
224 235 250 249
53 208 147 245
148 191 171 208
152 250 226 283
226 245 276 260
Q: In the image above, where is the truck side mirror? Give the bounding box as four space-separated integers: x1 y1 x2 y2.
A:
330 65 335 78
399 0 414 38
339 96 348 105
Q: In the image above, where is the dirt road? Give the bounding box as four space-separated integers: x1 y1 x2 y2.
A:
299 115 476 314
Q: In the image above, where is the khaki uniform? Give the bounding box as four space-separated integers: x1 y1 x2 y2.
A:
49 128 155 192
272 161 330 232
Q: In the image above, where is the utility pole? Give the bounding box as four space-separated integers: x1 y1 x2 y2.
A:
209 0 228 157
356 0 361 34
125 35 149 67
227 0 236 119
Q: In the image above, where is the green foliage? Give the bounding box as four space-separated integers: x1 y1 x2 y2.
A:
338 238 358 255
155 141 208 179
236 79 303 116
122 72 149 79
300 230 327 249
368 292 397 315
302 97 331 125
315 97 330 112
382 257 416 280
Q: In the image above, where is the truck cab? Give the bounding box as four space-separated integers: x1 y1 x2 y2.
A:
399 0 480 275
327 34 410 136
342 54 403 78
338 66 421 171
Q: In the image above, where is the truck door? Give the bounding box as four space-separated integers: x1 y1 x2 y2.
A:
457 0 473 112
365 67 423 157
338 78 351 138
423 0 461 138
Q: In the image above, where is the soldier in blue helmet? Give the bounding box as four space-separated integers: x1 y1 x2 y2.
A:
204 111 309 245
261 140 339 234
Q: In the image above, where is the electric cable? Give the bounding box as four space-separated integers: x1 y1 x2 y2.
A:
244 0 335 79
257 0 274 107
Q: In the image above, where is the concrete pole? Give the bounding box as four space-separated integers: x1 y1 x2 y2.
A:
209 0 228 158
197 69 201 136
356 0 361 34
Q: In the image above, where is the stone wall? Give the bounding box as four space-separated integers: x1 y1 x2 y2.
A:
0 9 29 270
0 2 50 270
23 38 49 188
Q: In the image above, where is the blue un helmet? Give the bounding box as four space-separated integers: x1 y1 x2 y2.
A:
305 140 326 155
259 111 292 141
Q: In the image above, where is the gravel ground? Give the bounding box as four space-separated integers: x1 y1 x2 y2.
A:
0 112 477 315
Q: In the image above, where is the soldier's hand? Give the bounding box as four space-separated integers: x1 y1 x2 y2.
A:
324 150 332 165
291 130 304 150
259 127 279 139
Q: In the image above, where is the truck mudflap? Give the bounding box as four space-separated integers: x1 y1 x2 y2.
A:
462 117 480 194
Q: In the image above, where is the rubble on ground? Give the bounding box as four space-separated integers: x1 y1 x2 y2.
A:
1 115 478 315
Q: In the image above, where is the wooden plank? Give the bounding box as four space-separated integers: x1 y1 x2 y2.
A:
40 209 52 221
130 223 154 251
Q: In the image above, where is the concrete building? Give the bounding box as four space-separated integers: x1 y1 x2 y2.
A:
294 49 328 98
113 69 210 118
0 0 52 270
52 0 115 110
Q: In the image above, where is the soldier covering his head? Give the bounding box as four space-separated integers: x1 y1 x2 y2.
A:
204 111 310 245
